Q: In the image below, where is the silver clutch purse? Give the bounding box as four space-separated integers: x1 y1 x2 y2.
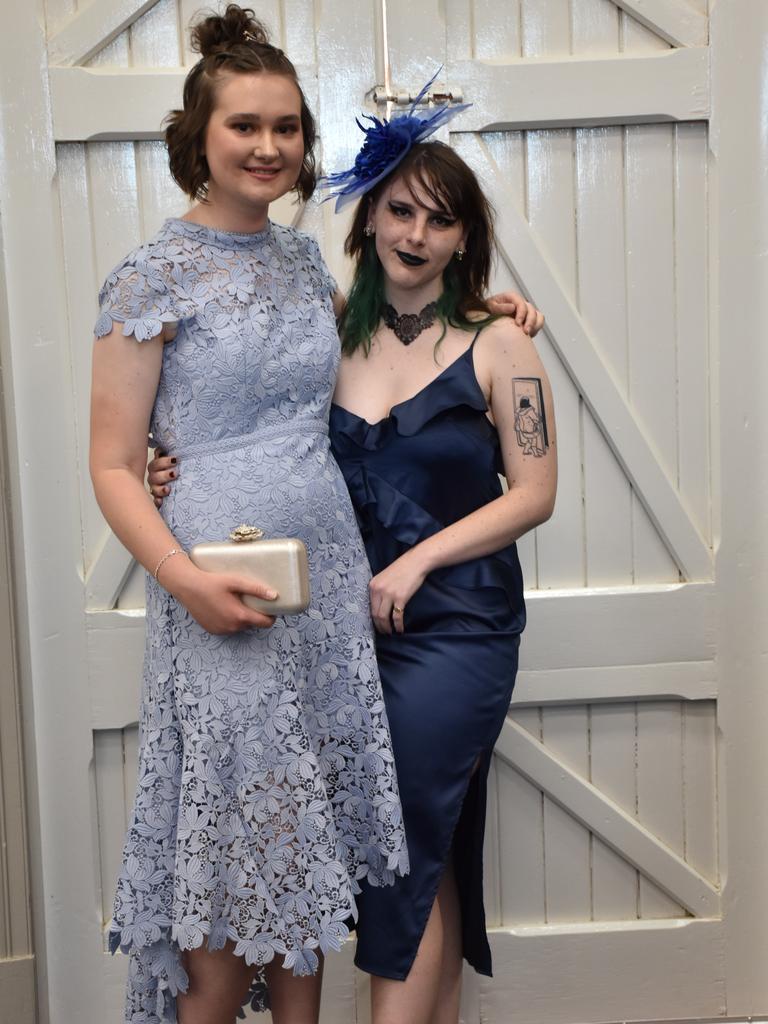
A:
189 525 310 616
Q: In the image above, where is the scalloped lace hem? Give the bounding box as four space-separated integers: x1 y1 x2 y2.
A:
109 910 358 1023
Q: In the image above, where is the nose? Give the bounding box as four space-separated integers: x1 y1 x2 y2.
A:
253 130 278 161
407 215 428 246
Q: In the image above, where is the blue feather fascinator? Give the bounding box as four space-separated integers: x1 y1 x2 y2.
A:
321 68 471 212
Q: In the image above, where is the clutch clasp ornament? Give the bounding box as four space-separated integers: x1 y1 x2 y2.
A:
229 524 265 543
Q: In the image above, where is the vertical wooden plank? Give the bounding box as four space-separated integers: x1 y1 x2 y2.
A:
45 0 79 31
250 0 281 41
283 0 316 65
130 2 186 242
570 0 630 593
590 704 639 920
317 939 356 1024
94 730 128 926
675 123 711 543
459 963 481 1024
385 0 445 87
576 126 633 586
354 966 372 1024
315 0 377 289
624 121 681 583
122 726 140 824
499 708 545 924
483 755 501 928
624 123 677 489
444 0 472 62
473 0 522 59
526 129 584 588
683 702 718 882
541 707 591 922
571 0 619 55
86 141 142 284
129 0 179 66
179 0 203 64
521 0 571 57
497 761 545 925
636 702 686 917
135 141 188 239
57 142 104 570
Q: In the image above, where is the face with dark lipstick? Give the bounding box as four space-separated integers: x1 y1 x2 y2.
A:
368 174 467 295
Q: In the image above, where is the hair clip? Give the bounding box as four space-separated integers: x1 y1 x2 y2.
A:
242 29 258 43
320 67 471 213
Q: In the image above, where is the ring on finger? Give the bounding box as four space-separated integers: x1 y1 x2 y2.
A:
392 605 404 615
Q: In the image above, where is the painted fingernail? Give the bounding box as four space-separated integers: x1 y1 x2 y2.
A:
170 457 177 464
169 471 176 478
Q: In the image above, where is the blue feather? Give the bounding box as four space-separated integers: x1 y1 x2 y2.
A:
320 66 472 212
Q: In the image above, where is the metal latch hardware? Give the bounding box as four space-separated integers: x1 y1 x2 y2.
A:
372 86 464 107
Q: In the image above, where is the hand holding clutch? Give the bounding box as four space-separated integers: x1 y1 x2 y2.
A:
189 525 310 616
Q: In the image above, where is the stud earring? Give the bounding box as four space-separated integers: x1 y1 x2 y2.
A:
364 224 375 237
455 247 466 261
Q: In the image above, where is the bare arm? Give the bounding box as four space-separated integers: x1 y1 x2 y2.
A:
90 324 277 633
368 319 557 633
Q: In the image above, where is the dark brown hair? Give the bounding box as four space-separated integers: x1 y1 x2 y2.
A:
165 5 317 201
340 142 497 353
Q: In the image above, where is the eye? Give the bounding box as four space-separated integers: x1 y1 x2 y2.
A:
388 202 411 218
232 123 253 134
431 213 457 228
276 124 300 135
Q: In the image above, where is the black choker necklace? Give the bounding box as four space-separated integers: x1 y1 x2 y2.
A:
383 301 438 345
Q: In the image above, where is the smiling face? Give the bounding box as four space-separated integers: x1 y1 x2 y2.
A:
369 174 467 304
202 71 305 227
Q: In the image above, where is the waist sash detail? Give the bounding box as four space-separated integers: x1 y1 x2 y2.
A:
173 418 329 460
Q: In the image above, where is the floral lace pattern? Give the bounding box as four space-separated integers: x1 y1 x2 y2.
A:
96 220 408 1022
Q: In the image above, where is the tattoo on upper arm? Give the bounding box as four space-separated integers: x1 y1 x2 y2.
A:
512 377 549 457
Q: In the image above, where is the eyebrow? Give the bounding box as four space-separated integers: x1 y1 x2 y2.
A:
224 113 301 123
388 195 455 218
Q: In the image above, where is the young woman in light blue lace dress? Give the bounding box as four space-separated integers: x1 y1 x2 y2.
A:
89 9 410 1023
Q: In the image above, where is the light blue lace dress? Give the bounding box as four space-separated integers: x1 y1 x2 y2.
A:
95 218 408 1023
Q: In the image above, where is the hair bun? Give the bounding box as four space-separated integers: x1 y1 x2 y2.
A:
191 4 270 57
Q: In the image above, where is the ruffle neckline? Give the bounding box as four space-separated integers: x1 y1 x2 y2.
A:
330 343 489 449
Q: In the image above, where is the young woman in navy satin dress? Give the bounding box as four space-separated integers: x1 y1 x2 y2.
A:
328 141 557 1024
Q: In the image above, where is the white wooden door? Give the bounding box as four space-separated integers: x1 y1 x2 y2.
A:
2 0 766 1022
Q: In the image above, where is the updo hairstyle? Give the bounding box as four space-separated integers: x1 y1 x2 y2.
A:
165 5 317 201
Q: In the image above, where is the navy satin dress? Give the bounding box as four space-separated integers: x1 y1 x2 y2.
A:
329 333 526 980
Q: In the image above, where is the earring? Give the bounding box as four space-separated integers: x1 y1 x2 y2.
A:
455 247 466 261
364 224 375 237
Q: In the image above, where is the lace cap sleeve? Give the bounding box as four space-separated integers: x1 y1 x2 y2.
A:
95 249 182 342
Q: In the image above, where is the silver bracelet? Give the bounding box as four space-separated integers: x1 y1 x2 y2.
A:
153 547 184 581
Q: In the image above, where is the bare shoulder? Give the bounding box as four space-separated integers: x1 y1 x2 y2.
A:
473 316 543 380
